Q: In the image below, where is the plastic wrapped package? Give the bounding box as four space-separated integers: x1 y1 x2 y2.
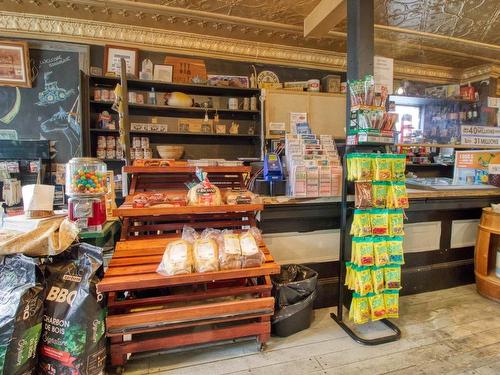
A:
193 229 220 273
240 228 265 268
224 190 256 205
355 181 372 209
218 230 242 270
157 239 193 276
187 177 222 206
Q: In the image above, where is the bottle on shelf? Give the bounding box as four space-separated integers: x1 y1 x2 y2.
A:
148 88 156 105
472 104 478 120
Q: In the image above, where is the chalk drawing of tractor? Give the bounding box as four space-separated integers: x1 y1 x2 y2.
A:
36 71 75 106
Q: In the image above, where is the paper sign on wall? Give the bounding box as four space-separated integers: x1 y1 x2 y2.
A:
461 125 500 147
374 56 394 94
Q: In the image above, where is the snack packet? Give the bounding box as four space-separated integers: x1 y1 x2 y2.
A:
350 293 370 325
346 153 356 181
370 208 389 235
384 290 400 318
384 265 402 290
351 209 372 237
372 181 389 208
355 181 373 209
373 237 389 266
371 266 385 294
240 228 265 268
392 154 407 181
157 239 193 276
387 237 405 265
356 266 373 295
218 230 242 270
368 292 386 321
373 155 392 181
357 238 374 266
388 209 405 236
358 154 373 181
388 182 409 209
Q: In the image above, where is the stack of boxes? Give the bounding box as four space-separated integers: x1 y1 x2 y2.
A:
285 133 342 197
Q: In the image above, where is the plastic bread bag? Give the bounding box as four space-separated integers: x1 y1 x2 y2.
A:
240 227 265 268
224 190 256 205
157 239 193 276
368 292 386 321
218 229 242 270
387 236 405 265
388 209 405 236
384 290 400 318
193 238 219 273
187 172 222 206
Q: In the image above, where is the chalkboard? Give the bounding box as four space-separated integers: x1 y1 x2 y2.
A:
0 48 81 163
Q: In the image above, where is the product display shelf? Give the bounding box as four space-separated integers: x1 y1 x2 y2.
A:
395 143 500 150
100 169 278 371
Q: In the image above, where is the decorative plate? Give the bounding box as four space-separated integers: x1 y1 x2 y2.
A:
257 70 279 84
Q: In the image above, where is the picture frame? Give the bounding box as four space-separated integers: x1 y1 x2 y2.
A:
104 45 139 78
207 74 249 88
153 64 173 83
0 41 31 88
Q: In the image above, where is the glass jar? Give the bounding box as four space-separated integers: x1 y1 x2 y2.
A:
66 157 107 196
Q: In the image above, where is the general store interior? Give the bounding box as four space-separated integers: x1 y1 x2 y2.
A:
0 1 499 374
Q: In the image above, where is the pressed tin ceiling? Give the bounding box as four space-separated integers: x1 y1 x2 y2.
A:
0 0 498 70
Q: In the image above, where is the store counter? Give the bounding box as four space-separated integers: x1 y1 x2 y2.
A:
258 188 500 308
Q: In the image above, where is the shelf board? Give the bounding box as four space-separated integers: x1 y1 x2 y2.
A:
90 128 119 133
89 75 261 96
406 163 454 167
113 203 263 218
396 143 500 149
390 95 479 106
130 130 259 138
124 165 251 174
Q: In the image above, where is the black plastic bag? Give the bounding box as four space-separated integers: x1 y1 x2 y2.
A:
38 243 106 375
0 254 45 375
271 264 318 309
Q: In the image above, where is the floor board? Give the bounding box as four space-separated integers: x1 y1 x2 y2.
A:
119 285 500 375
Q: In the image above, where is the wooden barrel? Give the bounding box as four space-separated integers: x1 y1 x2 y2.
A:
474 208 500 302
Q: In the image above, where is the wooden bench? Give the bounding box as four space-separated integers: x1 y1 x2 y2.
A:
98 237 280 368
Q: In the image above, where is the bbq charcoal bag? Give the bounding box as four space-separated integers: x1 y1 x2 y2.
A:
38 243 107 375
0 254 45 375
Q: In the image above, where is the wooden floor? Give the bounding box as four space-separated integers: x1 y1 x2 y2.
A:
121 284 500 375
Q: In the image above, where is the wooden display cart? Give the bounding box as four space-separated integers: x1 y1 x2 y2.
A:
475 207 500 301
99 166 279 371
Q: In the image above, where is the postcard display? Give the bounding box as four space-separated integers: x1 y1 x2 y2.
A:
331 76 407 344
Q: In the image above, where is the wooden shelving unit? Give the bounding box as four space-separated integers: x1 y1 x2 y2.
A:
396 143 500 149
99 166 279 370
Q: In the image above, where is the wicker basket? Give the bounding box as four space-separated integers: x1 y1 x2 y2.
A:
157 145 184 160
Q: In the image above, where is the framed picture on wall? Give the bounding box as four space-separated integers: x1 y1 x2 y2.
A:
0 41 31 88
153 64 173 82
104 45 139 78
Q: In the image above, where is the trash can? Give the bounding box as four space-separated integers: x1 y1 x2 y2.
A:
271 264 318 337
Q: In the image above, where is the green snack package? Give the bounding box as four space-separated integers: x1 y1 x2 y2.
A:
384 265 402 290
370 208 389 235
345 262 353 288
387 237 405 265
368 292 386 321
392 154 407 181
389 209 405 236
373 155 392 181
357 238 374 266
372 181 389 208
371 266 385 294
351 210 372 237
357 266 373 295
373 238 389 266
384 290 400 318
346 153 356 181
388 182 409 209
351 293 370 325
358 154 373 181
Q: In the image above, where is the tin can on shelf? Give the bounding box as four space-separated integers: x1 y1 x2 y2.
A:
133 148 144 160
109 90 116 101
97 136 106 149
115 143 123 159
96 148 106 159
94 89 101 101
101 89 110 101
228 98 238 110
106 148 116 160
143 148 152 159
128 92 137 104
136 93 144 104
106 136 116 148
307 79 320 92
132 137 142 148
141 137 149 148
250 96 258 111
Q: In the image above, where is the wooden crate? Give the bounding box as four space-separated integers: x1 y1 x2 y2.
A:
99 237 280 368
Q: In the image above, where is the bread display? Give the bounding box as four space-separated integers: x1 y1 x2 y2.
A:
157 239 193 276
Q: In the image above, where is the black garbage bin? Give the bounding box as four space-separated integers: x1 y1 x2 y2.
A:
271 264 318 337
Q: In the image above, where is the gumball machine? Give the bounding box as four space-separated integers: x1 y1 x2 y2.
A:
66 158 107 232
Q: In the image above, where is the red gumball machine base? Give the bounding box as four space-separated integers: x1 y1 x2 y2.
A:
68 196 107 232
